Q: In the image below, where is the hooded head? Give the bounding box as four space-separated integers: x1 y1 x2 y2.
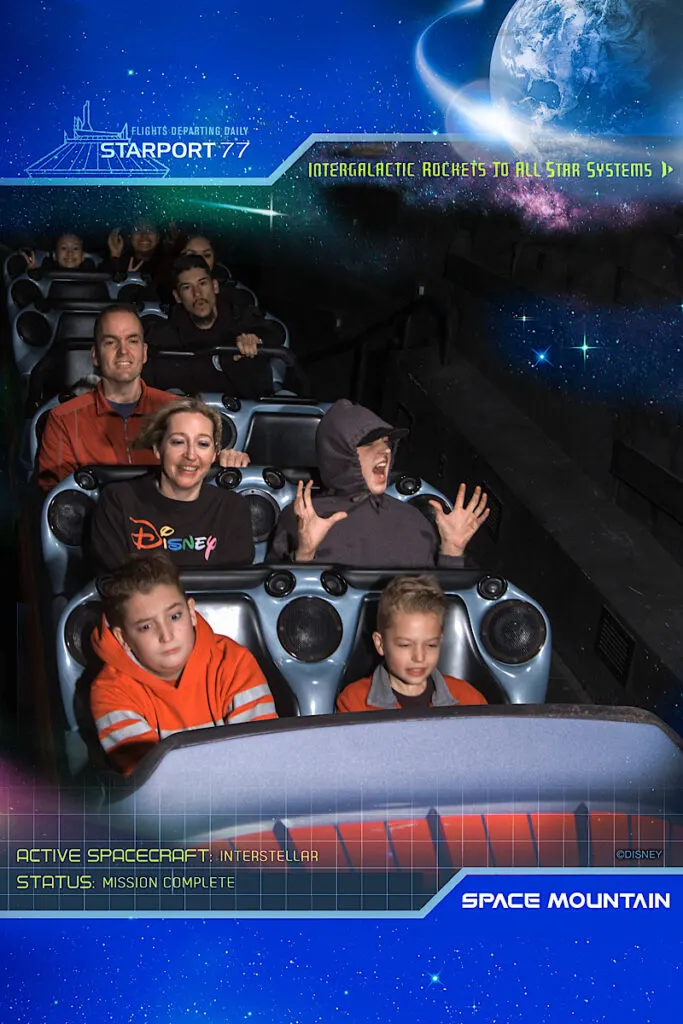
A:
315 399 408 498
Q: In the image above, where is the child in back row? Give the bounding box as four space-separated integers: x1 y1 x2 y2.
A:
336 575 488 712
90 553 277 774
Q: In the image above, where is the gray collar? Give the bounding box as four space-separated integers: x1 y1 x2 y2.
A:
366 663 459 709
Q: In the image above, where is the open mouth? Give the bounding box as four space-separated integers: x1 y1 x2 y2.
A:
373 458 388 481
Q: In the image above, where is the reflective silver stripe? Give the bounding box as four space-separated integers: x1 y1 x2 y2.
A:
95 709 149 732
229 699 275 724
159 720 223 739
100 719 154 751
232 683 272 709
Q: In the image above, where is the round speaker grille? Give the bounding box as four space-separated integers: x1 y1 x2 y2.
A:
11 279 41 310
65 601 103 669
243 490 279 543
222 395 241 413
263 468 285 490
396 474 421 496
219 414 238 450
480 600 546 664
477 576 508 601
265 571 296 598
74 468 98 491
320 570 347 597
408 494 448 529
17 310 52 348
277 597 343 662
216 468 241 490
48 490 93 546
116 283 145 304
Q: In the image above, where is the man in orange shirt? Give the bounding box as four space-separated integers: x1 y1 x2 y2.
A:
90 553 277 774
36 303 248 491
336 575 487 713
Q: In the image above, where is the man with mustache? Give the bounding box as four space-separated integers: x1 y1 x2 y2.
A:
146 255 286 397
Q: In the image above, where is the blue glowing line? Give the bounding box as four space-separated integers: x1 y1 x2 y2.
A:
415 3 483 111
195 201 285 218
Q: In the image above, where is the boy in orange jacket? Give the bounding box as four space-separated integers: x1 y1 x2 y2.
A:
336 575 487 713
90 552 277 774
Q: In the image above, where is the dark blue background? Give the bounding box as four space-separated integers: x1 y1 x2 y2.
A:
0 874 678 1021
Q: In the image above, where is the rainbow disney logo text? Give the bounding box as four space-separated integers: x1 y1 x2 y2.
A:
129 518 218 561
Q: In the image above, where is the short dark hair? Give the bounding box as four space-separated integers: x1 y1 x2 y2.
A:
171 254 211 290
99 553 187 629
93 303 143 347
377 575 446 634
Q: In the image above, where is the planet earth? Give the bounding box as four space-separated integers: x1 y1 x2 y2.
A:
489 0 683 136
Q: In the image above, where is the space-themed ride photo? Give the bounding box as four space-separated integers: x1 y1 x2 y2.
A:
0 1 681 1020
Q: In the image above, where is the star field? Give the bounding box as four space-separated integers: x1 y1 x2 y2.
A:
0 884 679 1022
1 2 430 177
490 299 683 406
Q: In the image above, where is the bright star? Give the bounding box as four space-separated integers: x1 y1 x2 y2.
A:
425 968 445 988
531 347 552 367
571 330 599 365
127 69 135 76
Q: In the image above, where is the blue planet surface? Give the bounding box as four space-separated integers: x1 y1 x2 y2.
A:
490 0 683 136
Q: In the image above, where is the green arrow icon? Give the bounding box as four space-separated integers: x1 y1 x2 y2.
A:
662 161 674 178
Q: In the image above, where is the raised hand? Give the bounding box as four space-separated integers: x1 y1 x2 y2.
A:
218 448 250 468
293 480 347 562
431 484 489 557
233 333 263 361
107 228 125 259
22 249 37 270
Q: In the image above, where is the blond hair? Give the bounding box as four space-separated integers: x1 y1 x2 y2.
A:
133 396 222 451
377 575 446 633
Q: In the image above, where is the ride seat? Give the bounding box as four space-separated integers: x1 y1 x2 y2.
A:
56 566 551 776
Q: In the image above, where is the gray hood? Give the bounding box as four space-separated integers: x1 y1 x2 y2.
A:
315 399 407 498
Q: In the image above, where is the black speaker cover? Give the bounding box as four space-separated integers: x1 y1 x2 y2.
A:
17 310 52 348
277 597 343 662
477 576 507 601
65 601 103 669
480 600 547 665
48 490 94 546
216 468 241 490
244 491 279 543
396 474 421 496
320 569 347 597
265 571 296 598
11 278 41 310
408 494 448 531
219 414 238 450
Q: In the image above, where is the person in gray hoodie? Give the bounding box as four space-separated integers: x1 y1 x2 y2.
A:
267 399 489 567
